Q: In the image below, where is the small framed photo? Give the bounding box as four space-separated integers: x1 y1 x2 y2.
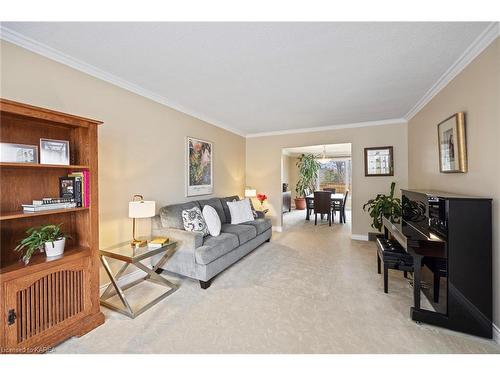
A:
40 138 70 165
0 142 38 164
438 112 467 173
364 146 394 176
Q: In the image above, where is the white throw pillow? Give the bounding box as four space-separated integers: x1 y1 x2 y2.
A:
227 198 255 225
202 205 221 237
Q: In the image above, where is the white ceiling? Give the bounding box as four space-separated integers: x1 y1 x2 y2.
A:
1 22 495 136
284 143 351 157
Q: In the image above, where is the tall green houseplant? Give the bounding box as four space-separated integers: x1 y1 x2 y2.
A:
363 182 402 232
295 153 321 197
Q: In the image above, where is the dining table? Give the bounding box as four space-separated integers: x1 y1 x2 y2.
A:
305 193 345 221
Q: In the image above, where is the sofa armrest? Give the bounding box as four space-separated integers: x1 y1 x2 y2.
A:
152 226 204 249
151 215 204 261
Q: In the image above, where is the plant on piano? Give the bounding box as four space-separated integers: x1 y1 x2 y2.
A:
363 181 402 232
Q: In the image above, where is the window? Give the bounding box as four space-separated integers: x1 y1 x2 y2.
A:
318 158 352 207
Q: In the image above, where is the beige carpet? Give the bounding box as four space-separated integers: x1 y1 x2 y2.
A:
54 210 500 353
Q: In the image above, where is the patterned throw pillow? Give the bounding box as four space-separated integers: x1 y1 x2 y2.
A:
248 199 258 218
182 206 209 236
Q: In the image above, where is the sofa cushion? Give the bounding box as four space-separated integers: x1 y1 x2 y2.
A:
221 223 257 245
160 201 200 229
197 198 226 223
196 233 239 264
242 217 272 235
220 195 239 224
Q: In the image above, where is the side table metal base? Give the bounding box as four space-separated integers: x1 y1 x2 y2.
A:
99 250 178 318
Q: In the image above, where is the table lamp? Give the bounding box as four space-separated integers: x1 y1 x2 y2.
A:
128 194 155 247
245 188 257 198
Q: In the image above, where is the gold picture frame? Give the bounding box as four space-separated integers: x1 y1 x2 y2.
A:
437 112 467 173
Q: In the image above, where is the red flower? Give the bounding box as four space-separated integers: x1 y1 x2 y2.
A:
256 193 267 204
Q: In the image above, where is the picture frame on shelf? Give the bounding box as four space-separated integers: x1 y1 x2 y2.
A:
364 146 394 176
40 138 70 165
0 142 38 164
186 136 213 197
438 112 467 173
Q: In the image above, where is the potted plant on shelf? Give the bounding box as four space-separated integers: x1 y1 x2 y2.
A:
295 153 321 210
15 224 71 264
363 182 402 239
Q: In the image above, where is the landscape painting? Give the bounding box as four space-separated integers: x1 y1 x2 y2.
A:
186 137 213 196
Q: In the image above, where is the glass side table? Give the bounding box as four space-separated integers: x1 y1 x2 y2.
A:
99 238 178 318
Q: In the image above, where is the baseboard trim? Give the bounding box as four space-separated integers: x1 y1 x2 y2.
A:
494 323 500 344
99 269 145 292
351 234 369 241
272 226 283 232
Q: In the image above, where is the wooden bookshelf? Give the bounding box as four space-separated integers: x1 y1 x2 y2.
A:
0 99 104 353
0 207 89 221
0 162 91 170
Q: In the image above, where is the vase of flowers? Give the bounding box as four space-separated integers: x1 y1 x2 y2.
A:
256 193 268 211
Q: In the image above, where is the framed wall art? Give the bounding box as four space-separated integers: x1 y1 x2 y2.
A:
364 146 394 176
438 112 467 173
186 136 213 197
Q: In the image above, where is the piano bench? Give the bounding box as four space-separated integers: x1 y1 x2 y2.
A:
376 236 414 294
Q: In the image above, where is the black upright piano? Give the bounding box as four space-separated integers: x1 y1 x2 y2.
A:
382 189 493 339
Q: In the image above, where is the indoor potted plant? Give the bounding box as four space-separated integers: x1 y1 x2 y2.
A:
15 224 71 264
294 153 320 210
363 182 402 239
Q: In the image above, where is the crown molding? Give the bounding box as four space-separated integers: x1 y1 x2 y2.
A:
404 22 500 121
0 25 246 137
246 118 407 138
2 23 497 138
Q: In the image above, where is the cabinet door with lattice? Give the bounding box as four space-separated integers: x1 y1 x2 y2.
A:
3 257 91 352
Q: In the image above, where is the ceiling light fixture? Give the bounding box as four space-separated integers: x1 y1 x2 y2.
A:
320 146 328 164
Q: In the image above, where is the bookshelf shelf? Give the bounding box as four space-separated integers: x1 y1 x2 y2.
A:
0 162 90 170
0 207 89 221
0 246 91 278
0 98 104 352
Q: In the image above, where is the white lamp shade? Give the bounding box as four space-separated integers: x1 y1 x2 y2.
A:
129 200 155 218
245 189 257 198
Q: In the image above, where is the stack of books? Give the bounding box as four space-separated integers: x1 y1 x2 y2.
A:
60 171 90 207
22 198 77 212
148 237 169 249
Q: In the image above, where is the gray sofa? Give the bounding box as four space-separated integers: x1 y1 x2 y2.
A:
151 195 272 289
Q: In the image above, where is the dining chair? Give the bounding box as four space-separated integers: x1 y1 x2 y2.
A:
323 188 336 193
332 190 349 223
303 188 314 217
313 191 333 226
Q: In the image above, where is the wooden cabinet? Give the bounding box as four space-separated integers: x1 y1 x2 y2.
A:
0 99 104 353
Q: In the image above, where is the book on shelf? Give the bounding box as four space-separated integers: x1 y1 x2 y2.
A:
68 174 82 207
59 171 90 207
22 202 77 212
32 197 75 205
